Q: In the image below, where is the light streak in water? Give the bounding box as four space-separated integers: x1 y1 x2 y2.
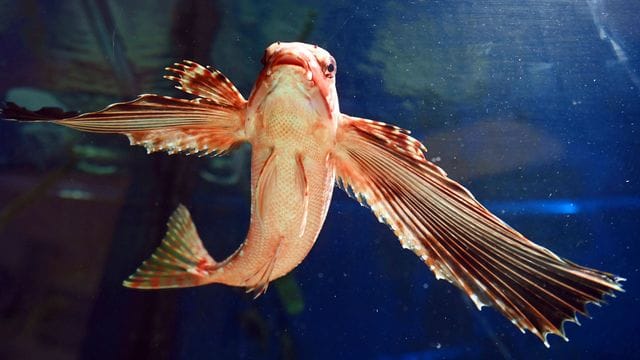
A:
486 197 640 215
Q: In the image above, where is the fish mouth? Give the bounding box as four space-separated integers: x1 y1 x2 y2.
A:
271 53 308 69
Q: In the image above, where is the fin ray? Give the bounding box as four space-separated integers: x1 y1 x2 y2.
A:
256 148 278 227
295 153 309 237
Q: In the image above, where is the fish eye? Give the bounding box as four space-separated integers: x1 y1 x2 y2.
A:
324 60 336 77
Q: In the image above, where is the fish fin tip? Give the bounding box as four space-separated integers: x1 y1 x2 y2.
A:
0 101 80 121
124 205 217 289
246 283 270 299
53 94 246 156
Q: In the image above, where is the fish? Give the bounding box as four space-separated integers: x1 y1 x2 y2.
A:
0 42 624 346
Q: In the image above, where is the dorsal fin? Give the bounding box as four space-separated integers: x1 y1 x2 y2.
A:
164 60 245 108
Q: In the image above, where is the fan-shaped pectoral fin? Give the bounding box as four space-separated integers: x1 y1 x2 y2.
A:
333 113 624 346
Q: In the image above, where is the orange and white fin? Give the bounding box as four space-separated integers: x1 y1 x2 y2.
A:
1 60 248 157
334 114 624 346
123 205 217 289
60 94 246 156
164 60 245 108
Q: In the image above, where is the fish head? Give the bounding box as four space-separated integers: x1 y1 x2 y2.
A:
249 42 340 118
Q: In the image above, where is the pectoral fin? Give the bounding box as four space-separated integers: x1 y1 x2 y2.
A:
333 114 624 346
1 61 247 157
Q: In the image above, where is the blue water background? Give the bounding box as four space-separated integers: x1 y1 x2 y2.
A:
0 1 638 359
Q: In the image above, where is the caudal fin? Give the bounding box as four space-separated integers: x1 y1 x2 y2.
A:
123 205 217 289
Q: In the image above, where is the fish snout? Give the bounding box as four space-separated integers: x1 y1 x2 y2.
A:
272 53 308 69
267 51 313 81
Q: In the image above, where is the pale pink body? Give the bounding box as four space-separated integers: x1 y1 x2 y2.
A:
209 69 336 286
203 44 340 288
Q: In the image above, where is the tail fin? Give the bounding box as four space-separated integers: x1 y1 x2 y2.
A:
123 205 217 289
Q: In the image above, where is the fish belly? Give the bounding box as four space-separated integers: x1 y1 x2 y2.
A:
213 94 335 287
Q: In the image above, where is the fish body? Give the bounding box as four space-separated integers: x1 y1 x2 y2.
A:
0 42 623 345
211 43 339 292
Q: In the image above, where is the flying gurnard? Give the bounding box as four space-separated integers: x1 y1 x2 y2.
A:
1 42 623 346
